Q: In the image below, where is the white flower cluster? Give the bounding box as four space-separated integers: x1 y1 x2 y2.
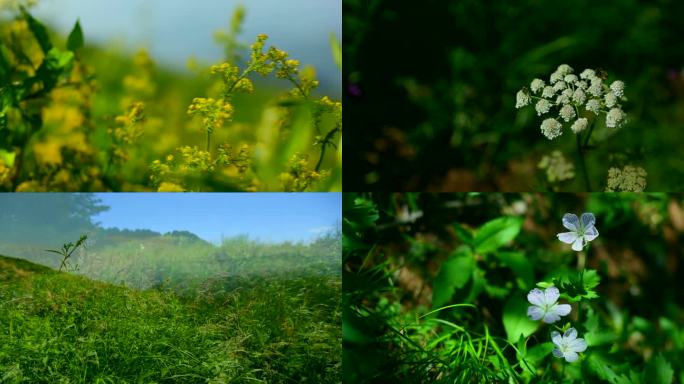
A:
538 151 575 183
515 64 627 140
527 286 587 363
605 165 647 192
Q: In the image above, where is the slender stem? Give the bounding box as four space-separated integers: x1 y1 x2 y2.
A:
577 250 586 271
583 118 597 148
315 127 340 172
206 131 212 153
576 135 592 191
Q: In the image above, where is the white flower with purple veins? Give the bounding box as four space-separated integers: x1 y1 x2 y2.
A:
558 213 599 251
527 287 571 324
551 328 587 362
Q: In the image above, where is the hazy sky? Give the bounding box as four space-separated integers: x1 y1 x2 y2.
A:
31 0 341 95
94 193 341 244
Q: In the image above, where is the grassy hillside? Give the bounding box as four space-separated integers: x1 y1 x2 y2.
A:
0 254 341 383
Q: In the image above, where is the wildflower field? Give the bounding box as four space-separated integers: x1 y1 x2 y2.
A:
344 0 684 192
0 2 342 192
343 193 684 383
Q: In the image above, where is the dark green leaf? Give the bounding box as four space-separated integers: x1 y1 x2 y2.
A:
66 19 84 52
645 354 673 384
495 251 534 289
22 8 53 54
452 222 473 245
473 216 523 254
432 246 473 309
588 353 621 382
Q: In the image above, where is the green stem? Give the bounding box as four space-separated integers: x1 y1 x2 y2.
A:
576 135 592 191
315 127 340 172
583 118 597 148
206 131 212 153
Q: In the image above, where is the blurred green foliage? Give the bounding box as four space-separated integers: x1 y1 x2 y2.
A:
343 192 684 383
344 0 684 191
0 7 341 192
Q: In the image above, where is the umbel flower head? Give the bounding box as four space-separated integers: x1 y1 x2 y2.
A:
605 165 647 192
551 328 587 363
557 213 599 251
515 64 627 140
527 286 571 324
538 151 574 183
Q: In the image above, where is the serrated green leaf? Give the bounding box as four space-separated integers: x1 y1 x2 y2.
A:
344 196 378 230
432 246 474 309
645 354 673 384
503 295 538 343
473 216 523 254
588 353 621 382
22 8 53 54
67 19 84 52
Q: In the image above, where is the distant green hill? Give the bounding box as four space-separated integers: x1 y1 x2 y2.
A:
0 254 340 383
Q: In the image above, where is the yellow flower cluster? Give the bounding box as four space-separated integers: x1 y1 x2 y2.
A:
279 153 326 192
187 98 234 134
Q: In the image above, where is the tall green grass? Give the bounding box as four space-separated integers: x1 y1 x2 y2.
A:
0 254 341 383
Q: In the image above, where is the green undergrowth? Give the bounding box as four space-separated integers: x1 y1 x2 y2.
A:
0 254 341 383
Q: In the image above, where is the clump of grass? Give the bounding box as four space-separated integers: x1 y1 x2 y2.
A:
0 254 340 383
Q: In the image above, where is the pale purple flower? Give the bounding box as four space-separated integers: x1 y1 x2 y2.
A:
551 328 587 362
527 287 571 324
557 213 599 251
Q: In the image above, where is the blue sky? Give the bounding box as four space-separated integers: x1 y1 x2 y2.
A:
93 193 341 244
31 0 341 96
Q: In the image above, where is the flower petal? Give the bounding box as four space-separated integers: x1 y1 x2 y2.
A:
569 338 587 352
554 304 571 316
580 213 595 229
552 348 564 358
543 311 560 324
571 236 584 251
564 351 579 363
544 287 560 304
562 213 580 231
527 306 544 321
558 231 579 244
584 225 599 241
564 328 578 341
551 331 562 346
527 288 546 306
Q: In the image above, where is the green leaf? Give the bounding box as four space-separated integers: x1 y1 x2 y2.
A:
0 150 16 167
22 8 53 54
588 353 621 382
645 354 673 384
452 222 474 245
432 246 474 309
45 48 75 71
67 19 84 52
473 216 523 254
329 33 341 70
555 269 601 302
502 295 538 343
344 196 379 231
494 251 534 289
